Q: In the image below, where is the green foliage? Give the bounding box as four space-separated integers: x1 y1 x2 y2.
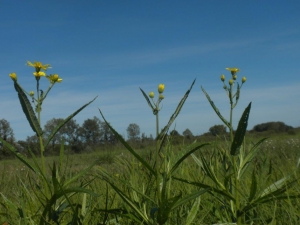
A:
209 124 227 136
252 121 294 133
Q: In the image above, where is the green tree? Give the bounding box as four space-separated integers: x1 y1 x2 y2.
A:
0 119 15 143
209 124 227 136
126 123 140 141
79 116 103 147
182 128 193 139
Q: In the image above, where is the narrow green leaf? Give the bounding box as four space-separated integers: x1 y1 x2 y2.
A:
169 143 210 176
248 170 257 202
201 86 230 129
185 196 201 225
98 108 156 176
172 189 208 210
230 102 251 155
63 159 98 188
157 79 196 142
198 151 226 190
173 177 235 201
13 81 43 136
105 179 150 223
140 88 157 114
237 138 267 179
0 137 37 173
44 96 97 148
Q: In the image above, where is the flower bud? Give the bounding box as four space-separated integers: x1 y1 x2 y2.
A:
52 74 59 82
242 76 246 83
158 84 165 93
233 75 237 80
220 74 225 82
9 72 17 81
149 91 155 98
229 79 233 86
29 91 34 97
159 94 164 99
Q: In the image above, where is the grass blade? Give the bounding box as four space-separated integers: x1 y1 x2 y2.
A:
157 79 196 142
140 88 156 114
98 108 156 176
201 86 230 129
44 96 97 148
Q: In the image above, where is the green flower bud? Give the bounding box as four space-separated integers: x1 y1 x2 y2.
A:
220 74 225 82
229 79 234 86
158 84 165 93
149 91 154 98
233 75 237 80
159 94 164 99
242 76 246 83
29 91 34 97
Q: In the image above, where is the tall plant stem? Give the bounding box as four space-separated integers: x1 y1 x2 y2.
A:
36 79 49 197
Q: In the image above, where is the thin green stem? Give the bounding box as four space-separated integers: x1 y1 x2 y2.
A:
36 79 49 197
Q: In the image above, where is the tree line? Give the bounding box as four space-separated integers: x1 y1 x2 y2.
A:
0 118 296 159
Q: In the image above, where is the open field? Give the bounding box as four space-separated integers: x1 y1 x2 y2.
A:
1 130 299 224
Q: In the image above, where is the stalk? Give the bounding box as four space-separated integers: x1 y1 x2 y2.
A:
36 79 49 197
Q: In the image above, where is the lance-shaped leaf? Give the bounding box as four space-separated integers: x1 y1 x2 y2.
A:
44 96 97 148
13 81 43 136
157 79 196 143
0 137 37 173
140 88 157 115
201 86 231 129
230 102 251 156
168 143 210 177
98 108 156 176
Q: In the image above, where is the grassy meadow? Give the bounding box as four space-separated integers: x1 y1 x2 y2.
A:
1 65 300 224
1 130 299 224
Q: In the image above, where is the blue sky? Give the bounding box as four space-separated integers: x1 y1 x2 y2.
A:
1 1 300 141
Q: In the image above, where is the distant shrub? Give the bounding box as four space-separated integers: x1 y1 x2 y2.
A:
252 121 293 133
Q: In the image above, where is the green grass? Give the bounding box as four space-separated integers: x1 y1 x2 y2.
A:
0 131 299 224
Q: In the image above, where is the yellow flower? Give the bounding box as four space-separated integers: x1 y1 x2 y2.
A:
226 67 240 73
226 67 240 76
33 71 46 78
149 91 155 98
229 79 234 86
220 74 225 82
27 61 51 72
242 76 246 83
29 91 34 97
158 84 165 93
9 72 17 81
46 74 62 83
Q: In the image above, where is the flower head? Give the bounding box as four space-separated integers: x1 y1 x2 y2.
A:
232 75 237 80
220 74 225 82
9 72 17 81
158 84 165 93
27 61 51 72
29 91 34 97
242 76 247 83
33 71 46 78
226 67 240 76
46 74 62 84
229 79 234 86
149 91 155 98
